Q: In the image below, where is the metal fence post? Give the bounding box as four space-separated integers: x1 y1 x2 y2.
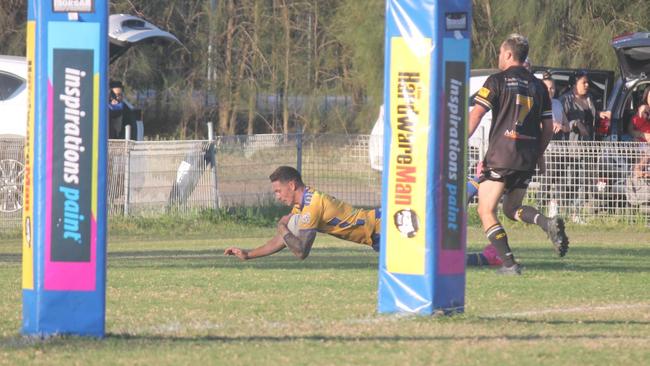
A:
123 125 131 216
296 124 303 174
208 121 220 209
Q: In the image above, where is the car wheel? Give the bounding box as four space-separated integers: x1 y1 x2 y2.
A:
0 159 24 213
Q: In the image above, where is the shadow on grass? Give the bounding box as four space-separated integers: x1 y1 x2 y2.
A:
98 245 650 274
0 253 20 263
504 246 650 273
2 246 649 273
478 317 650 326
2 331 649 350
105 332 650 344
105 247 379 271
514 246 650 258
77 331 650 344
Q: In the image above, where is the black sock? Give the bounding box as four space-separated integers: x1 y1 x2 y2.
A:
517 206 549 231
466 253 488 266
486 224 515 267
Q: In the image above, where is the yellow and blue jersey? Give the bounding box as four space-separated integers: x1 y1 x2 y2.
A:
291 187 381 247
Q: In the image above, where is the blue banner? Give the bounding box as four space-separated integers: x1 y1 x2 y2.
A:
378 0 471 315
23 0 108 337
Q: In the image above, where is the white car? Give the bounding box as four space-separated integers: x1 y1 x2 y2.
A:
0 55 28 138
368 69 500 171
0 14 181 213
0 14 181 138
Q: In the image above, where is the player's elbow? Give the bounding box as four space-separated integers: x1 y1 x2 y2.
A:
293 249 310 260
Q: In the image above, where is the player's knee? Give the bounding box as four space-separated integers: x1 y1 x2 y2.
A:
476 204 494 219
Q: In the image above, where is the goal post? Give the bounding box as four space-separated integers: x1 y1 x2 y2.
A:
378 0 472 315
22 0 109 337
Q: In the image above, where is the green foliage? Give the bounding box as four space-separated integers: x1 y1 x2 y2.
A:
330 0 385 132
3 1 650 135
0 0 26 56
471 0 650 70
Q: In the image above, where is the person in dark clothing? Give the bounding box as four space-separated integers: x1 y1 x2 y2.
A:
559 70 610 142
108 80 137 139
467 33 569 275
558 71 612 219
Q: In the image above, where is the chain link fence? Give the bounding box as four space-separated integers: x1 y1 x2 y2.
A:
1 135 649 232
530 141 650 224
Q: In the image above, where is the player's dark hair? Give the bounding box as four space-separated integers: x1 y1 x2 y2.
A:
109 80 124 89
269 166 304 186
502 33 529 63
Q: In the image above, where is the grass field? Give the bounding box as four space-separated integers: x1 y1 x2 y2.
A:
1 221 649 365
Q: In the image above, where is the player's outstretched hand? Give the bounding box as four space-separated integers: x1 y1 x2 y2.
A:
224 247 250 260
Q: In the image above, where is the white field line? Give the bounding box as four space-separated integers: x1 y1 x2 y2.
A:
485 302 650 318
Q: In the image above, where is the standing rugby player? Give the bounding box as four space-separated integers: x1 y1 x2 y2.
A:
468 34 569 275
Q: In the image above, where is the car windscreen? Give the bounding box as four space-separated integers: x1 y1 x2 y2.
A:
0 72 24 101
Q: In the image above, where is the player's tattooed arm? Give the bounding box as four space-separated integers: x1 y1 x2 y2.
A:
281 228 317 260
224 234 286 260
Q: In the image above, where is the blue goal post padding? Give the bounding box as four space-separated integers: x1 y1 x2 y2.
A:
378 0 472 315
23 0 108 337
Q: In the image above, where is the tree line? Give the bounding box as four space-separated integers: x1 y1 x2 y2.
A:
0 0 647 138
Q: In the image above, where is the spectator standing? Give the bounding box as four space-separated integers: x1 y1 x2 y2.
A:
108 80 137 139
541 73 569 216
559 71 610 220
542 74 570 140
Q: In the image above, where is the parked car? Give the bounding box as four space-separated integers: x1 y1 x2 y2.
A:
369 67 613 172
469 33 650 146
604 32 650 141
468 67 615 147
0 14 181 213
0 55 27 138
0 14 181 139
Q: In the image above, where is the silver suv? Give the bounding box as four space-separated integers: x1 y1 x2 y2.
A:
606 32 650 141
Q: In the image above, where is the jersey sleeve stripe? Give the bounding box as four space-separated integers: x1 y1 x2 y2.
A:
541 110 552 118
474 96 493 110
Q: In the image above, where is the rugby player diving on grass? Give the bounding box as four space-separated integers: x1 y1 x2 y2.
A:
224 166 381 260
224 165 500 264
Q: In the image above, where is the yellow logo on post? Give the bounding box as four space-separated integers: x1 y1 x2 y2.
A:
385 37 431 275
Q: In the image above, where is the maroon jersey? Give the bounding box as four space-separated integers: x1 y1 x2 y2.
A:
474 66 552 171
